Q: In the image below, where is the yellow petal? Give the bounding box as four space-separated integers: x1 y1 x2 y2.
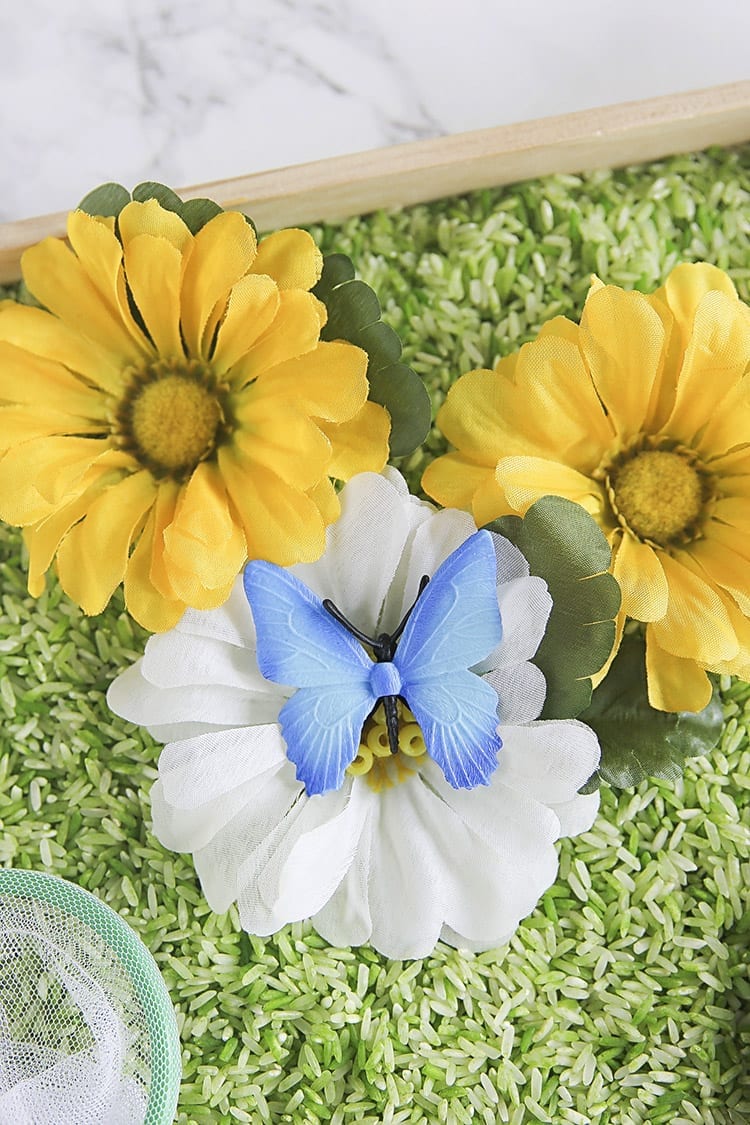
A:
537 315 580 345
147 480 182 599
591 608 626 688
66 210 145 351
650 552 738 664
645 628 713 712
118 199 193 253
24 463 125 596
55 471 157 615
0 304 124 393
245 340 368 422
695 382 750 460
494 455 605 518
422 453 494 514
708 593 750 679
611 533 669 621
656 262 739 350
0 341 108 418
434 366 513 463
579 284 667 441
250 228 322 290
317 402 390 479
212 274 280 374
124 508 186 632
162 463 246 599
180 211 257 357
227 290 323 386
219 446 326 564
122 234 185 357
232 395 332 490
686 533 750 614
663 290 750 447
439 336 613 471
0 438 119 524
710 498 750 537
22 234 146 365
0 405 104 445
472 471 517 526
307 476 341 526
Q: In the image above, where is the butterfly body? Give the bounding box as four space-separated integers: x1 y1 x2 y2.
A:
244 530 504 796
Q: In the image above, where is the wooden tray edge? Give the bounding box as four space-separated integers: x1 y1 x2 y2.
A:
1 80 749 284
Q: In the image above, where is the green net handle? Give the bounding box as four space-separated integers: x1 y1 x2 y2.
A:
0 869 181 1125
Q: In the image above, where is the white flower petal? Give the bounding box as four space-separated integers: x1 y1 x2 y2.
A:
419 756 560 856
176 580 257 648
389 507 476 628
364 780 446 958
271 784 370 920
490 532 531 582
234 785 355 934
439 924 514 954
475 574 552 672
551 789 601 837
142 631 273 692
312 810 375 947
497 719 600 806
150 771 281 856
192 767 303 914
107 660 284 730
290 472 419 635
159 725 288 809
484 661 546 723
141 720 232 744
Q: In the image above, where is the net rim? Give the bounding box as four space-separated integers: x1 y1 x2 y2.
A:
0 868 181 1125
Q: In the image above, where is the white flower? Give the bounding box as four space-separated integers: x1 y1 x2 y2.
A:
108 470 601 958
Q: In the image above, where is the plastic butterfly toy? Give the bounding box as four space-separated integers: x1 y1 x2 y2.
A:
244 530 504 796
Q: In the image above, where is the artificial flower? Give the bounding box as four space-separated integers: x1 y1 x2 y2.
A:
108 470 600 958
423 263 750 713
0 200 390 630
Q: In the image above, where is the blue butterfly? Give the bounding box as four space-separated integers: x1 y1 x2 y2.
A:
243 530 503 797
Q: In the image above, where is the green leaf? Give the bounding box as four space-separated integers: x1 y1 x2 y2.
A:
131 181 185 213
578 633 723 791
77 182 131 218
180 197 224 234
313 253 430 458
487 496 621 718
321 280 382 339
313 254 355 302
368 364 433 459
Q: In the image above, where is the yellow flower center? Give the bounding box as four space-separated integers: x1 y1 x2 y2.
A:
346 702 426 793
116 359 228 480
609 447 707 546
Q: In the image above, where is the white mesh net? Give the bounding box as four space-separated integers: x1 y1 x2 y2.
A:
0 870 181 1125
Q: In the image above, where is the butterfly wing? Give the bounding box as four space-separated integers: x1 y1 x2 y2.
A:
403 672 503 789
395 531 504 788
244 560 372 686
244 560 377 796
278 685 376 795
394 530 502 677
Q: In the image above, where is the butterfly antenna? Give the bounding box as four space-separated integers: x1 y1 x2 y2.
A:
322 599 377 647
390 574 430 645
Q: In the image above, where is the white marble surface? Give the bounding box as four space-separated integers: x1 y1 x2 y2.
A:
1 0 749 223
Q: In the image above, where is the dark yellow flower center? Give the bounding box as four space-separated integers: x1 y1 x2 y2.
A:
608 446 709 546
346 702 426 792
116 359 229 480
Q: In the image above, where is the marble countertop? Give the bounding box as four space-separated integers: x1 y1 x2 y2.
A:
2 0 749 223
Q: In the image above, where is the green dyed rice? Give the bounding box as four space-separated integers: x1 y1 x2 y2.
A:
0 144 748 1123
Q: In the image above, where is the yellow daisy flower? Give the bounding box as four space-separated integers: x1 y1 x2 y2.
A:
0 201 390 631
423 263 750 713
